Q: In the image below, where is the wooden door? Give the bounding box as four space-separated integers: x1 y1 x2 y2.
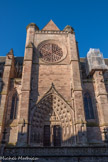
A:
53 125 61 146
43 125 50 146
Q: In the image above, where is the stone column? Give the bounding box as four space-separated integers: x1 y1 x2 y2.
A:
68 28 87 145
17 23 39 146
0 49 14 142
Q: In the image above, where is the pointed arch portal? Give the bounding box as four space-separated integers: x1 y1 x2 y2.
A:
30 85 74 146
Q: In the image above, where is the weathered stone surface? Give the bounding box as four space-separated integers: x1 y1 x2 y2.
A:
42 20 60 31
0 21 108 161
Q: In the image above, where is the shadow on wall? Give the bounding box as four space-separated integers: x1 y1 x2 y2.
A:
103 71 108 99
0 79 4 106
0 61 5 105
28 46 40 144
8 129 87 147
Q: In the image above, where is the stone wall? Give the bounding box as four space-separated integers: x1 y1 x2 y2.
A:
3 146 108 162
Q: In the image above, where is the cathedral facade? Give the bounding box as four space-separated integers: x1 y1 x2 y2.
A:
0 20 108 161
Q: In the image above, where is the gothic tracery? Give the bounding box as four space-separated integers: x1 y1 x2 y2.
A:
30 86 74 146
39 43 63 63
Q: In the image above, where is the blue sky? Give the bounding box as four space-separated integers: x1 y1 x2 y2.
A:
0 0 108 58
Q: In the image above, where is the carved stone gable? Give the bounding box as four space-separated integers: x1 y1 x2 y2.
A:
30 84 74 146
42 20 60 31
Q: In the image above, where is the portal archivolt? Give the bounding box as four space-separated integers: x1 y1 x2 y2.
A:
30 85 74 146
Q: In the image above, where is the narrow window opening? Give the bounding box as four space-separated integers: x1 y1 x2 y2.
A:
84 92 94 120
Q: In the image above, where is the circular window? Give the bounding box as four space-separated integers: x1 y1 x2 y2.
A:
39 43 63 63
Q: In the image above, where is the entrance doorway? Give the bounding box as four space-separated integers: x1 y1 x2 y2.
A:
53 125 61 146
43 125 61 146
43 125 50 146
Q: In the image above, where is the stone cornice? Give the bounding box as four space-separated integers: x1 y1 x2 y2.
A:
83 79 95 83
86 121 108 127
97 93 108 97
35 30 74 35
73 89 83 92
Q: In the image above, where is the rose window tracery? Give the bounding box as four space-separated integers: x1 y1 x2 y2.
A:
39 43 63 63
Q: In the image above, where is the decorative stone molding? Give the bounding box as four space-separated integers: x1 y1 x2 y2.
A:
35 30 69 34
6 120 18 127
86 121 99 127
82 79 95 83
74 121 87 125
18 119 28 124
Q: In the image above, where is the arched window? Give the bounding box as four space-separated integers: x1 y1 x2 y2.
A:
83 92 94 120
10 92 18 120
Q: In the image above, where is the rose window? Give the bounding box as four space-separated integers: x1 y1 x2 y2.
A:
39 43 63 63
